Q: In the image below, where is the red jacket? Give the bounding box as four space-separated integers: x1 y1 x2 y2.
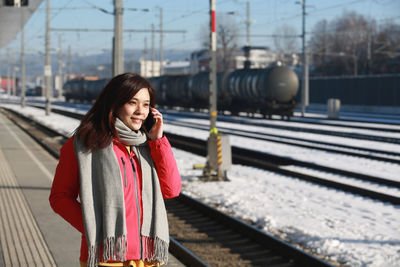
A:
49 136 181 262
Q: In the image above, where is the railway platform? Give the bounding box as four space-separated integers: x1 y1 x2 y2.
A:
0 112 185 267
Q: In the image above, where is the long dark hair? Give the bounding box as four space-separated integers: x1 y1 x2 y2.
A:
75 73 156 150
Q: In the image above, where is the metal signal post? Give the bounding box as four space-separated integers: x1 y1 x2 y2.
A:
44 0 52 115
113 0 124 76
299 0 309 116
209 0 217 133
203 0 231 181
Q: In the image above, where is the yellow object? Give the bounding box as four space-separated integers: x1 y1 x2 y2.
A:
211 110 217 117
210 127 219 135
193 164 206 169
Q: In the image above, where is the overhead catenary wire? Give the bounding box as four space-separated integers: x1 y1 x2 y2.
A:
3 0 399 61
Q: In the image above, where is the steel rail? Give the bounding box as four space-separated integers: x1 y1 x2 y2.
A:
159 109 400 143
12 105 400 201
165 194 333 267
166 132 400 205
36 104 400 164
165 119 400 164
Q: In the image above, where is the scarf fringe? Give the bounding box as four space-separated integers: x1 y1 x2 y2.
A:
86 235 128 267
87 244 99 267
142 236 169 264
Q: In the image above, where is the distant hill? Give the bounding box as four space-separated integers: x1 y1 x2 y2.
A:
0 49 193 81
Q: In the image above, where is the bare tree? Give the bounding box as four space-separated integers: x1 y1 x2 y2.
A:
332 11 376 75
273 24 299 53
217 14 239 71
309 19 332 75
200 13 239 71
373 22 400 73
309 11 387 76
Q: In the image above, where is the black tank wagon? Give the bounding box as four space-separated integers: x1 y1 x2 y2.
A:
63 65 299 118
150 65 299 118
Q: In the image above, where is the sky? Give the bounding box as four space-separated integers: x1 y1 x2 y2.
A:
1 99 399 266
1 0 400 58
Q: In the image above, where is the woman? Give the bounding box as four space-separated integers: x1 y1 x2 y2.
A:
49 73 181 267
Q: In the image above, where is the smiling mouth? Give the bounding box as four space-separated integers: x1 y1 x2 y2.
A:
131 118 143 123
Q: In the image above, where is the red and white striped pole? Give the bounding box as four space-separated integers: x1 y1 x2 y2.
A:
209 0 217 134
204 0 221 180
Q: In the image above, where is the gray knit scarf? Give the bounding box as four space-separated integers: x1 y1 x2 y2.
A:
74 118 169 267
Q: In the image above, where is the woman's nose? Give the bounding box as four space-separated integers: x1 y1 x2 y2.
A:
134 104 145 114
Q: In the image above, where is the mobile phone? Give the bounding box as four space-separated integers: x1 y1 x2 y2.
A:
143 111 156 131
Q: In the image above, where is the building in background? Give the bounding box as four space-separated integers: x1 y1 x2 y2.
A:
163 61 190 75
135 58 162 78
190 47 279 74
135 59 190 77
0 77 15 93
235 46 278 69
190 50 210 74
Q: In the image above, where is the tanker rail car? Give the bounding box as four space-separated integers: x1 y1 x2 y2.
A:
151 65 299 118
63 66 299 118
63 78 108 102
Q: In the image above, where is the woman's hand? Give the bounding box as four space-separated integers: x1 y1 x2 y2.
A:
146 108 163 140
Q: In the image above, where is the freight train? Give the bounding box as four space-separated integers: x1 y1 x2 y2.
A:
63 78 109 102
63 65 300 118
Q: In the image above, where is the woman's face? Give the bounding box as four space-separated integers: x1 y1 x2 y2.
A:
117 88 150 131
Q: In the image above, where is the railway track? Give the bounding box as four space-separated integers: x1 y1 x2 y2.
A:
6 104 400 205
289 116 400 132
165 120 400 165
33 102 400 165
166 131 400 205
302 108 400 126
161 109 400 144
24 100 400 133
166 194 332 266
15 100 400 144
0 107 335 267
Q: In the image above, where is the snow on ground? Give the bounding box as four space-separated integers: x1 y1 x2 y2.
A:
178 151 400 267
169 115 400 154
162 117 400 183
1 101 400 267
168 109 400 139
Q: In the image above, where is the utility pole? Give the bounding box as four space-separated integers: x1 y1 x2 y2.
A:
20 5 26 107
131 54 135 73
246 1 250 46
44 0 52 115
159 7 163 76
300 0 309 117
57 35 63 99
0 49 3 84
7 49 11 97
209 0 217 135
0 50 2 88
367 33 371 74
113 0 124 76
151 23 155 77
143 37 148 77
244 0 251 69
202 0 231 181
12 67 17 96
67 45 71 80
